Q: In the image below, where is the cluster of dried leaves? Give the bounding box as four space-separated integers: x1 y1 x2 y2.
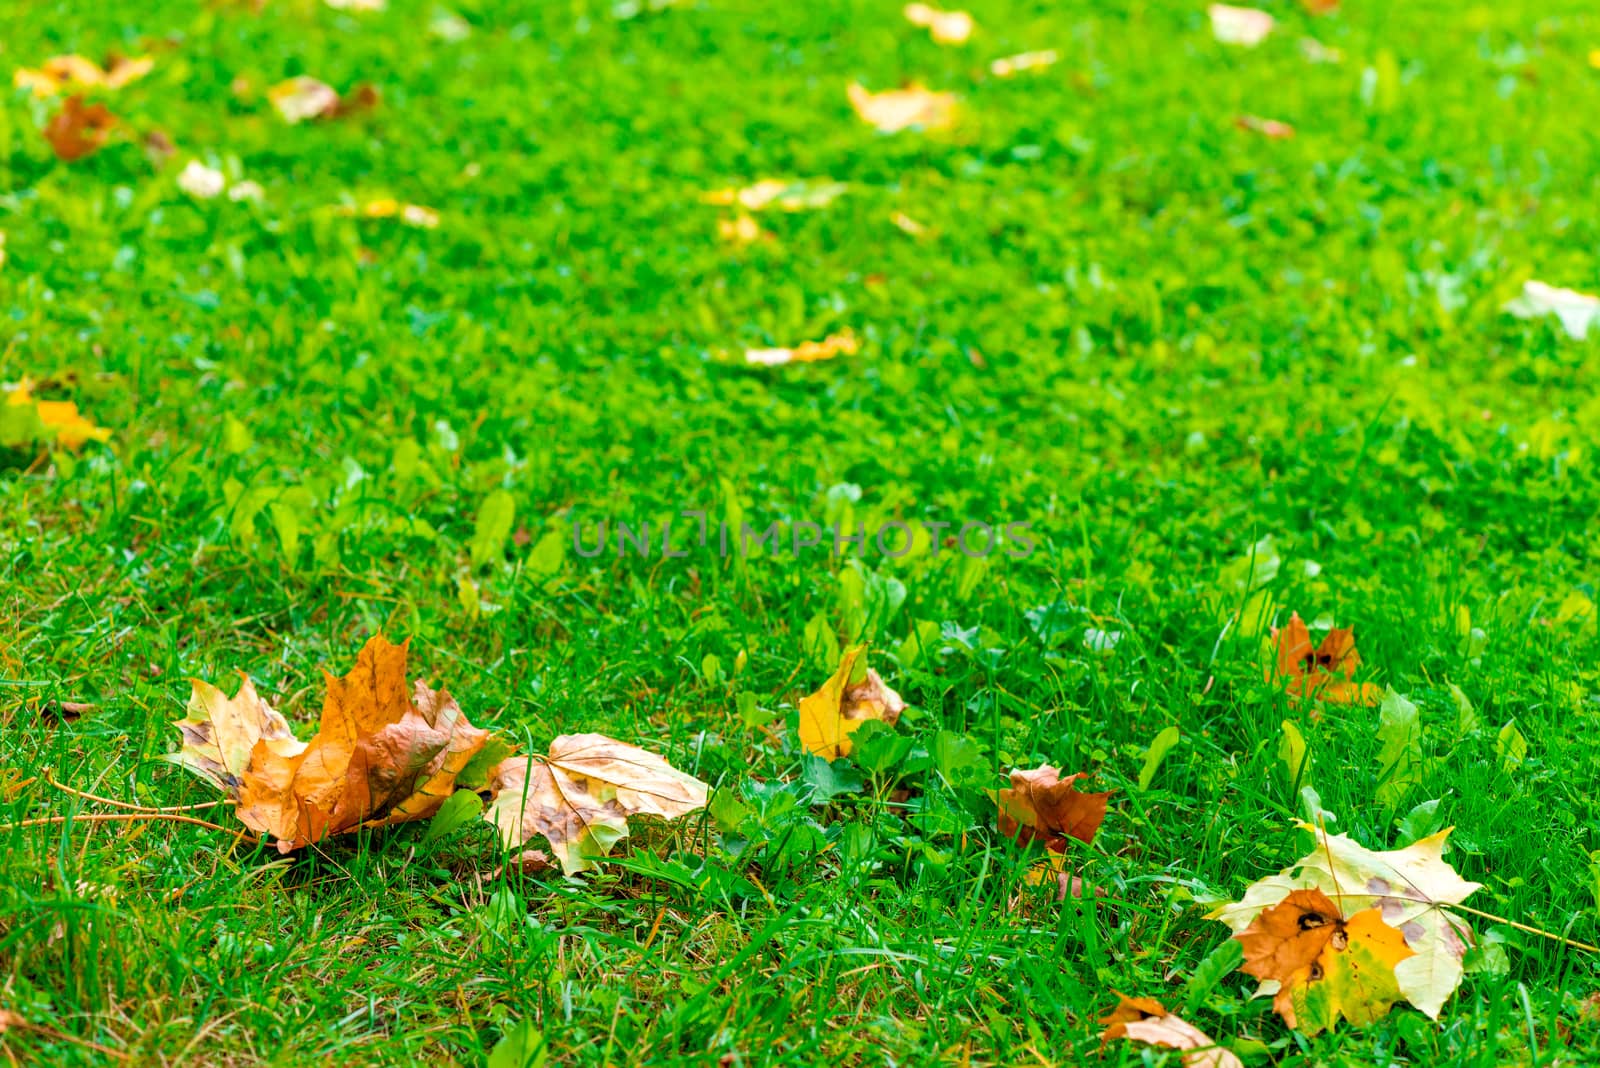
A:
169 635 708 874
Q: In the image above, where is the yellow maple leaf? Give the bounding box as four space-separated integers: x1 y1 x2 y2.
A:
14 54 152 97
4 379 111 450
797 645 905 760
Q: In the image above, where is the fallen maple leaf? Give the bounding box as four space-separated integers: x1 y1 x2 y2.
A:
797 645 905 760
1505 280 1600 340
989 50 1059 77
1236 114 1295 139
1209 4 1274 47
15 53 152 97
268 77 378 124
1246 892 1414 1033
1100 994 1243 1068
43 96 117 162
1209 824 1481 1019
483 734 709 874
903 3 974 45
703 179 847 213
3 379 111 449
993 764 1110 851
847 82 958 133
745 330 860 367
1268 612 1382 707
269 76 339 122
168 635 492 852
1301 0 1340 12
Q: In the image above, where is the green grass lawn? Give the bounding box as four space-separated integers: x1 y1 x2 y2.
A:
4 0 1600 1063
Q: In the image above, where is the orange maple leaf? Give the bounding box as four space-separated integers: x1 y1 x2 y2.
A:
993 764 1110 852
170 634 492 852
1268 611 1383 706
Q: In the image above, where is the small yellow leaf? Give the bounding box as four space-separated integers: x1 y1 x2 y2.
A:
797 645 905 760
4 379 111 450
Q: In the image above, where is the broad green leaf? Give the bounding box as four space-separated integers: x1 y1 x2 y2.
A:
1278 719 1308 789
1138 725 1181 791
487 1019 547 1068
897 619 943 667
930 729 985 787
708 787 749 832
803 612 840 675
1219 535 1280 592
1396 798 1443 845
1449 684 1480 738
851 720 913 775
801 753 863 802
1496 720 1528 773
1184 938 1244 1015
223 415 253 454
1375 688 1423 809
422 789 484 845
1555 589 1594 625
471 489 516 568
526 528 564 578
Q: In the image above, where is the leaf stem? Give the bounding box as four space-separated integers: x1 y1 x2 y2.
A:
0 812 242 835
1447 903 1600 954
46 772 235 814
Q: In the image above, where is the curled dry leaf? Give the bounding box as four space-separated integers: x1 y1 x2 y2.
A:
44 96 118 162
1209 824 1481 1019
1236 114 1295 139
1100 995 1243 1068
745 330 860 368
4 379 111 449
1268 611 1382 706
483 733 709 874
989 50 1058 77
993 764 1110 852
903 3 974 45
847 82 957 133
168 635 492 852
15 53 153 96
796 645 905 760
1208 4 1274 47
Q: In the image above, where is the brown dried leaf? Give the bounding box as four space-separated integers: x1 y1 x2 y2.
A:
993 764 1110 850
43 96 117 162
1099 995 1243 1068
484 733 709 874
169 635 491 852
796 644 905 759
